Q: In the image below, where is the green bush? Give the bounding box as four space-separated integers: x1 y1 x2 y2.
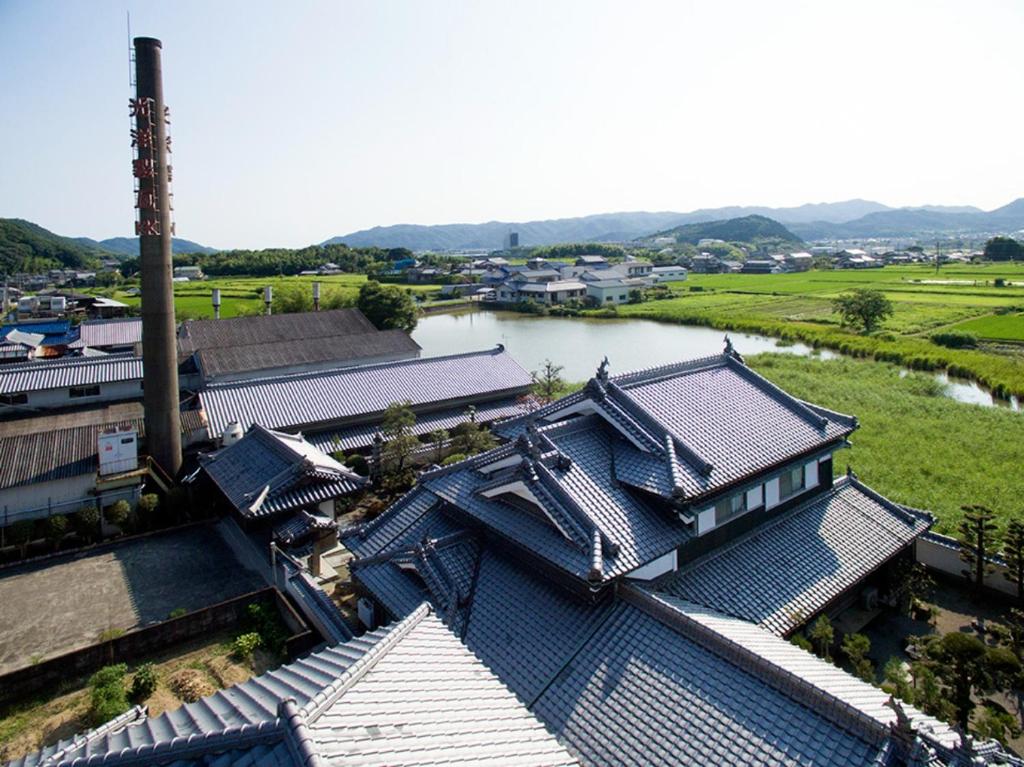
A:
441 452 467 466
43 515 68 547
89 664 129 725
105 500 131 528
73 506 100 540
168 607 187 619
246 602 288 655
930 331 978 349
345 454 370 476
130 663 158 701
232 632 262 662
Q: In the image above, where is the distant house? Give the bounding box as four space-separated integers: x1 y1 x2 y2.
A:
497 279 588 305
586 278 632 305
172 265 204 281
690 254 726 273
741 260 780 275
786 252 814 271
652 265 688 282
575 254 609 268
836 250 883 269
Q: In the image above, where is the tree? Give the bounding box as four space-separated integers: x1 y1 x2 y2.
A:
380 400 419 476
105 500 131 529
983 236 1023 262
531 359 565 403
356 280 418 332
959 504 999 595
43 515 68 551
932 632 988 729
889 559 934 616
882 657 914 704
427 428 449 465
1003 517 1024 602
831 288 894 333
841 633 874 682
808 615 834 661
8 520 35 558
450 407 496 456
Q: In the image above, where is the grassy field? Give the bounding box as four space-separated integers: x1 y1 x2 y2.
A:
0 628 278 761
611 263 1024 397
748 353 1024 534
949 312 1024 342
104 274 445 320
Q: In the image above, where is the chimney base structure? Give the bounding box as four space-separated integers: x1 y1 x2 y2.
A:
133 37 182 476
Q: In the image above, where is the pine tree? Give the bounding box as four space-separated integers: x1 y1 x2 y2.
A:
808 615 834 661
959 505 999 595
1003 517 1024 603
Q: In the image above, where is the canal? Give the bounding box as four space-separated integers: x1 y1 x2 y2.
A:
412 308 1021 411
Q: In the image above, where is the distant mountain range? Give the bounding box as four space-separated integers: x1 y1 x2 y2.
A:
73 235 217 257
651 215 802 245
0 218 218 274
327 198 1024 250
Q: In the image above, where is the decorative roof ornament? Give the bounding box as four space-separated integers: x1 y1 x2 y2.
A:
724 334 745 363
596 356 610 384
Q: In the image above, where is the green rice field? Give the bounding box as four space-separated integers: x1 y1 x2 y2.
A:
614 263 1024 397
749 353 1024 533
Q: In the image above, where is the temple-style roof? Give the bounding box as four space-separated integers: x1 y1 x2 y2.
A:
9 605 577 767
198 424 365 519
650 477 933 636
495 349 857 502
199 346 533 436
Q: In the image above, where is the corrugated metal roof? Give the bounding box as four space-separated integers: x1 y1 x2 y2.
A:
0 353 142 394
0 410 205 490
200 346 533 435
68 318 142 349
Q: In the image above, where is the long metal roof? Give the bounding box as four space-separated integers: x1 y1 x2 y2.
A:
199 346 533 436
0 353 142 394
68 318 142 349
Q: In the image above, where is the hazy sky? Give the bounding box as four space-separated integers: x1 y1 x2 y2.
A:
1 0 1022 249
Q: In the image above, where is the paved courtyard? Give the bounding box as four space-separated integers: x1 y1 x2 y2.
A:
0 523 266 674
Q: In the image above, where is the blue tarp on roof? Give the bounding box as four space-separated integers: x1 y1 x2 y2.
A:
0 320 79 347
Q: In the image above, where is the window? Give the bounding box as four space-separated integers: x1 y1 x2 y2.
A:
779 465 806 499
0 392 27 406
69 385 101 398
619 294 626 301
714 493 747 525
606 296 614 302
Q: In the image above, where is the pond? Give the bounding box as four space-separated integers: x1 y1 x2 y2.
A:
412 308 1021 411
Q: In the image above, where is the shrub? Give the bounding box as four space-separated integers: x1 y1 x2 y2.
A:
73 506 100 540
105 500 131 528
931 331 978 349
168 607 187 619
246 603 288 655
130 663 158 701
790 634 813 652
232 632 262 662
441 452 467 466
345 454 370 476
135 494 160 529
89 664 129 725
8 519 36 556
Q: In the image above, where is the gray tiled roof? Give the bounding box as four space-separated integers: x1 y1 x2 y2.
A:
68 319 142 349
9 606 578 767
199 425 365 518
495 352 856 504
200 346 533 435
0 353 142 394
531 601 886 767
651 478 933 635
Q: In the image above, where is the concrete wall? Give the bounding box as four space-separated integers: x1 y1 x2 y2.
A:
916 532 1017 597
0 474 140 526
12 379 144 412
